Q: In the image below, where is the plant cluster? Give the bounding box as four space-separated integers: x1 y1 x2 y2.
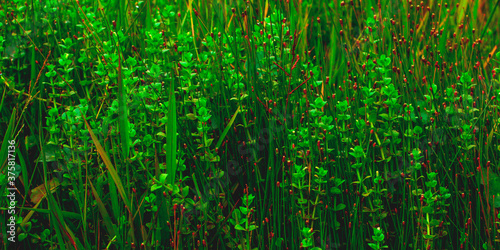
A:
1 0 500 249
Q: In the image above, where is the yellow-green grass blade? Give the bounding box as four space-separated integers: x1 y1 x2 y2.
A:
18 207 81 220
90 179 117 237
108 170 121 226
46 186 85 249
481 0 500 39
215 106 240 149
81 112 131 209
117 51 130 162
18 180 60 234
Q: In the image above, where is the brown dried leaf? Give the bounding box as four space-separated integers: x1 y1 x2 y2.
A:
30 178 60 204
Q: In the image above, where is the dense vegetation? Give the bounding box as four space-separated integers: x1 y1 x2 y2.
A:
1 0 500 249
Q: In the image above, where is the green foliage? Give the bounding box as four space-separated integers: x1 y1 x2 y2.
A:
1 0 500 249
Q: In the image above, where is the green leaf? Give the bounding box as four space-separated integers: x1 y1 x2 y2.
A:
431 84 437 94
312 97 327 109
321 115 333 125
349 146 365 158
479 171 500 208
330 187 342 194
301 227 313 237
379 54 391 67
239 207 249 215
159 173 168 184
151 184 162 192
313 80 323 87
333 178 345 186
149 63 160 78
317 167 328 177
242 194 255 206
414 126 423 134
351 163 362 169
196 97 208 109
18 233 27 241
235 224 246 231
368 242 380 250
297 198 308 204
372 233 385 242
422 206 434 213
48 107 59 117
275 238 284 247
301 238 313 248
461 72 472 84
334 203 346 211
126 57 137 67
336 100 349 113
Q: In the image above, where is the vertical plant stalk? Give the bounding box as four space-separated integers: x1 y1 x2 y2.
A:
81 110 133 239
116 51 133 246
480 0 500 39
166 78 177 185
0 108 16 172
118 51 129 160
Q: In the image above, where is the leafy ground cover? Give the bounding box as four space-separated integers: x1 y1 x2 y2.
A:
1 0 500 249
